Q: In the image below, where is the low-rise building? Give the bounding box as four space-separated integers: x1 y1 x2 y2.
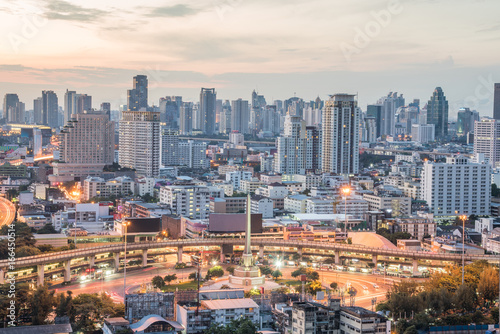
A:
83 176 134 201
159 185 224 219
251 195 274 218
363 193 411 217
284 194 309 213
339 306 390 334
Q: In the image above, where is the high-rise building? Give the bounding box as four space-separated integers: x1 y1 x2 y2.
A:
179 102 193 135
200 88 216 135
161 128 179 166
101 102 111 117
411 124 435 143
219 100 231 134
305 126 322 173
421 155 491 216
474 118 500 167
231 98 249 134
159 96 181 128
457 107 479 137
374 92 405 137
77 94 92 114
64 90 77 124
426 87 449 139
178 140 207 169
3 94 19 121
127 75 148 111
58 110 115 165
275 116 306 174
42 90 59 128
364 116 377 143
9 102 25 124
494 83 500 120
33 97 43 124
366 104 382 139
322 94 361 175
119 110 160 177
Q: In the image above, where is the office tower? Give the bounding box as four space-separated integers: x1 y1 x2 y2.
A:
421 155 491 216
494 83 500 120
9 102 25 123
426 87 449 139
33 97 43 124
305 125 322 173
161 128 179 166
457 107 479 136
42 90 59 128
374 92 405 137
76 94 92 114
59 110 115 165
63 90 77 124
3 94 19 121
215 99 223 130
179 102 193 135
200 88 216 135
219 100 231 134
322 94 361 175
366 104 382 138
411 124 435 143
474 118 500 167
231 99 250 134
127 75 148 111
119 110 160 177
101 102 111 117
274 100 283 114
159 96 181 127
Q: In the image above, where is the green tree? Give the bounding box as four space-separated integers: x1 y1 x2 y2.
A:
272 270 282 280
260 265 272 276
452 284 476 312
306 280 323 295
55 291 73 318
329 282 338 291
205 317 258 334
206 266 224 279
17 245 41 257
163 274 177 285
244 288 261 298
37 223 57 234
152 275 165 289
220 285 231 289
71 293 124 332
188 272 198 280
492 184 500 197
403 325 418 334
226 266 235 275
478 266 499 304
30 285 56 324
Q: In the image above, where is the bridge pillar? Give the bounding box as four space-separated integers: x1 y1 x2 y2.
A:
142 250 148 267
88 256 95 269
37 264 44 287
113 253 120 269
259 246 264 259
0 268 4 284
64 260 71 282
297 247 303 260
372 254 378 266
220 252 225 263
334 250 340 265
177 246 183 263
412 259 419 276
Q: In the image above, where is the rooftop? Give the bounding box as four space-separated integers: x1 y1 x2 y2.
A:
201 298 259 310
0 324 73 334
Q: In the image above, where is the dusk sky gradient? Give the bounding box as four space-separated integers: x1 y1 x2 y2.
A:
1 0 500 117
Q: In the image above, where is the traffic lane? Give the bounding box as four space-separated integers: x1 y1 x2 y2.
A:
0 197 15 226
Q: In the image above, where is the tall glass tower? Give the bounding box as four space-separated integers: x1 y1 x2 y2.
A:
426 87 449 140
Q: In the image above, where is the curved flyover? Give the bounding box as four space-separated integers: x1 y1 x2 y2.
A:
0 196 15 227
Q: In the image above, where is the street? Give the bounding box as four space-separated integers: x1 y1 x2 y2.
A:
0 196 15 227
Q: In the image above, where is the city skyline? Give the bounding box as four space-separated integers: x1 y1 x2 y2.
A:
1 0 500 116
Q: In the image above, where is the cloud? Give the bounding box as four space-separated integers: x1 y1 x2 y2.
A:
145 4 201 18
43 0 107 22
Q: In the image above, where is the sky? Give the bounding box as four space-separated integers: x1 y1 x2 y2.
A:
1 0 500 118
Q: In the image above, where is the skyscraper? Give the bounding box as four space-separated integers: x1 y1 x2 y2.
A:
58 110 115 165
457 107 479 136
119 110 160 177
275 115 307 174
179 102 193 135
3 94 20 122
305 125 322 173
321 94 360 175
200 88 216 135
77 94 92 114
33 97 43 124
231 98 249 134
64 90 77 125
161 128 179 166
42 90 59 128
9 102 25 123
494 83 500 120
474 118 500 167
127 75 148 111
219 100 231 134
426 87 449 140
373 92 405 137
101 102 111 117
366 104 382 138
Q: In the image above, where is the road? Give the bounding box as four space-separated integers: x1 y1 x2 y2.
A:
0 196 15 227
51 255 394 310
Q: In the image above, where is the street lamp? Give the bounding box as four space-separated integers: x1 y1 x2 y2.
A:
123 221 131 298
341 186 351 236
459 214 467 285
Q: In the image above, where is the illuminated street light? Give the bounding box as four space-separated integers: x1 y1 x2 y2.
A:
459 214 467 285
341 186 351 236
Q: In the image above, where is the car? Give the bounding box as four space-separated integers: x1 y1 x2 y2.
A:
373 283 379 289
362 285 368 290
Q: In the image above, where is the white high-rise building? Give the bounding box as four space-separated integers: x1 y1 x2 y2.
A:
161 128 179 166
119 110 160 177
231 99 250 134
322 94 361 174
377 92 405 137
275 115 306 174
226 170 252 190
474 118 500 167
421 155 491 216
411 124 435 143
159 185 224 219
178 140 208 169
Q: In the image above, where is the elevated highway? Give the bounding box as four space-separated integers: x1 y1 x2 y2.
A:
2 238 497 286
178 137 275 145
